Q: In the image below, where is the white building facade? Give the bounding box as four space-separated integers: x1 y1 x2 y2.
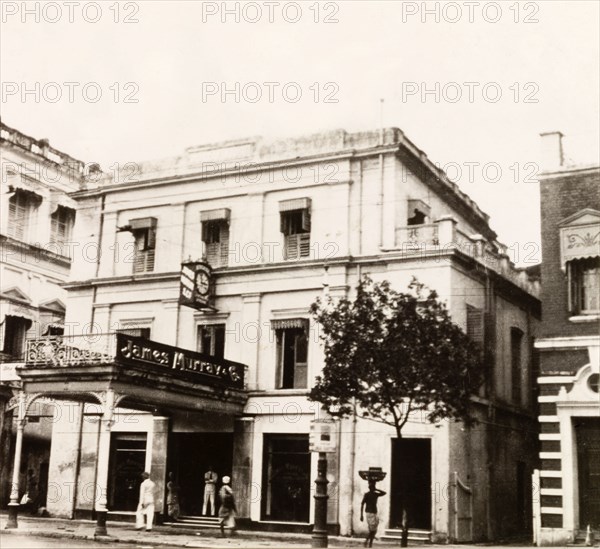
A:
0 120 87 508
18 128 540 542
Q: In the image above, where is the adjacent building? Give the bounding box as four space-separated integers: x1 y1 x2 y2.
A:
533 132 600 546
0 120 87 508
6 127 541 543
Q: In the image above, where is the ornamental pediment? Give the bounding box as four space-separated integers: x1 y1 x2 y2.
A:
559 209 600 270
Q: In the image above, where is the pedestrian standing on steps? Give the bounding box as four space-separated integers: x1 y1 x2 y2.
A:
166 471 180 522
360 480 386 547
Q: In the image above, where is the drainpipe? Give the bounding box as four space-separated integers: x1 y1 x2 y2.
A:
347 399 358 535
90 194 106 328
378 146 384 249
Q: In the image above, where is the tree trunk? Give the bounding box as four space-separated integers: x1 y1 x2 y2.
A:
393 436 409 548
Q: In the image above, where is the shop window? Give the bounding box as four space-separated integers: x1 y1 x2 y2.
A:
568 258 600 314
275 326 308 389
202 220 229 268
50 206 75 247
2 315 32 359
7 190 39 241
279 199 311 260
197 324 225 359
261 435 310 523
511 327 524 405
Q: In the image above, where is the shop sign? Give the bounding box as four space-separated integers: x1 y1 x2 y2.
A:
116 333 244 389
309 420 337 453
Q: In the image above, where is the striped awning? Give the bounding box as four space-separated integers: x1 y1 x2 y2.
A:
271 318 309 331
200 208 231 222
279 198 311 212
49 191 76 214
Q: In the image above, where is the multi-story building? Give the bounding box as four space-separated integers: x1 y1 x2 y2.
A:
8 127 540 542
0 120 88 508
533 132 599 546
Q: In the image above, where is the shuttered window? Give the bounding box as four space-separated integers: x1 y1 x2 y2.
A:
280 209 311 260
7 192 31 241
466 305 485 348
202 220 229 268
568 258 600 314
50 206 75 246
132 228 156 273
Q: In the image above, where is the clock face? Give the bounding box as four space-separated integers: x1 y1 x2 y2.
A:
196 271 210 296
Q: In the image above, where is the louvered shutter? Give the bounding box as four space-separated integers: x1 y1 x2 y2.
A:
301 208 311 232
219 223 229 266
466 305 485 347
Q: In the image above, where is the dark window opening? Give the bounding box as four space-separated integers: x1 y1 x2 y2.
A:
197 324 225 359
2 315 32 359
407 208 427 226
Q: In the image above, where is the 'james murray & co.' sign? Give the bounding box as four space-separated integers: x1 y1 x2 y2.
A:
116 333 244 389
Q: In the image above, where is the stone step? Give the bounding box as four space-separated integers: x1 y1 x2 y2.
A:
381 528 431 543
164 515 221 529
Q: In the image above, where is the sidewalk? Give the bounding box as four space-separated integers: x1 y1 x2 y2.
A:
0 513 442 549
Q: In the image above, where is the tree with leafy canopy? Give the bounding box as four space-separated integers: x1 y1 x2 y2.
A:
309 276 484 546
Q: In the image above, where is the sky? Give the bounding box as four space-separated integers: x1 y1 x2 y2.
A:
1 0 599 265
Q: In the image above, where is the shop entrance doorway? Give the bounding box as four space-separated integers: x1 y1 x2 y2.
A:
169 433 233 516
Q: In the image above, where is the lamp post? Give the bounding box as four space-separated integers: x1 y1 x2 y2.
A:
312 452 329 548
310 418 336 548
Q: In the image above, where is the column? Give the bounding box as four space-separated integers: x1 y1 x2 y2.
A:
231 417 254 520
94 390 115 537
5 392 26 529
150 416 169 521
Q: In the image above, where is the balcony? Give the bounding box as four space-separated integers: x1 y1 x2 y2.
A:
25 333 245 387
392 217 540 297
18 333 248 414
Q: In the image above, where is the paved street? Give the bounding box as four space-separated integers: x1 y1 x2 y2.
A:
0 514 546 549
0 533 545 549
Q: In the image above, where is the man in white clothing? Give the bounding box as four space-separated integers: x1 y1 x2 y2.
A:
136 472 156 531
202 465 218 516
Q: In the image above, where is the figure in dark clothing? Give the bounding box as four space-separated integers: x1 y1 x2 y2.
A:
360 481 386 547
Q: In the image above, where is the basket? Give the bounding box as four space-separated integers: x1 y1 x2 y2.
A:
358 467 387 482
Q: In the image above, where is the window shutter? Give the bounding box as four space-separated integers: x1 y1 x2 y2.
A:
301 209 311 232
146 228 156 249
220 223 230 266
299 233 310 258
202 221 209 243
567 262 575 313
466 306 485 347
280 213 287 234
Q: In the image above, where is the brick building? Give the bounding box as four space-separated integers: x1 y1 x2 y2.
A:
533 132 600 546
